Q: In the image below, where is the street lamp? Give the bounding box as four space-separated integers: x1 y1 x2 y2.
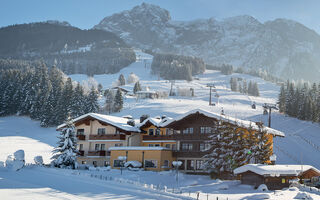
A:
118 156 127 175
172 161 182 188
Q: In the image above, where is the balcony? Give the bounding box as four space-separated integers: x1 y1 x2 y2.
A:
88 150 110 157
89 134 126 140
77 135 86 140
142 135 175 141
172 134 210 140
172 150 209 158
78 150 84 156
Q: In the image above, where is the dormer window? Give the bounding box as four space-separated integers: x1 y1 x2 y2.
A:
97 128 106 135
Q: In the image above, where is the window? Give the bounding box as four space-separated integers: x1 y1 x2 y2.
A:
113 160 124 167
145 160 157 168
93 161 97 167
196 160 204 170
100 144 105 150
79 144 84 150
172 144 177 150
165 144 171 149
165 128 170 135
200 142 211 151
155 129 161 135
81 161 86 164
200 127 212 134
95 144 100 151
115 143 123 147
148 144 154 147
97 128 106 135
77 129 84 135
154 144 160 147
183 127 193 134
163 160 169 168
148 129 154 135
181 143 193 151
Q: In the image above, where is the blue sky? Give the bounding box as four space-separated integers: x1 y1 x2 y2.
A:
1 0 319 33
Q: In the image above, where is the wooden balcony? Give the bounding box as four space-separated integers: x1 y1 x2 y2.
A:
89 134 126 140
172 134 210 141
77 135 86 140
88 150 110 157
142 135 175 141
78 150 84 156
172 150 209 158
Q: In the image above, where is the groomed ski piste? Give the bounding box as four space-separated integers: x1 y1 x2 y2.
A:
1 50 320 199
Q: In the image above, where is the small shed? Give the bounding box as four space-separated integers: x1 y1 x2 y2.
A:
234 164 320 190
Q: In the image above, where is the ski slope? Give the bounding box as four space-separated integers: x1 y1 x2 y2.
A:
70 50 320 169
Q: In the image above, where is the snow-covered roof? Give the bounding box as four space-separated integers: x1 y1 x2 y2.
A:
137 116 173 128
109 146 169 151
234 164 320 176
161 108 285 137
57 113 140 132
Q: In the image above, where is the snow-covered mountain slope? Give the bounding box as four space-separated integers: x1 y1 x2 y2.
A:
70 50 320 169
94 3 320 81
0 116 57 164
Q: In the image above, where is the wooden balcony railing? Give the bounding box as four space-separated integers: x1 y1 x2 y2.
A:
142 135 175 140
172 134 210 140
88 150 110 157
77 135 86 140
172 150 209 158
89 134 126 140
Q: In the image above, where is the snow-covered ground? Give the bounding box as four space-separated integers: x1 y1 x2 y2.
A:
1 49 320 199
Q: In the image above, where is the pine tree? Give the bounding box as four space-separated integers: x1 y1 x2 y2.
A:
85 86 99 113
113 88 123 112
278 84 286 113
118 74 125 86
133 81 142 94
51 117 78 169
105 89 114 114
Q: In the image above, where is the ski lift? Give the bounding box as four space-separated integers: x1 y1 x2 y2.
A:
221 107 225 116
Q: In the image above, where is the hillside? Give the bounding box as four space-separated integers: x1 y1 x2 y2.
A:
94 3 320 81
0 22 136 75
70 50 320 169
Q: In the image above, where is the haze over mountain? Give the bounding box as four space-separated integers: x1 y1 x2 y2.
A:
94 3 320 81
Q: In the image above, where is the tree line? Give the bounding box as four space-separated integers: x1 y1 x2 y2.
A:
278 80 320 122
0 62 99 127
230 77 260 96
151 53 205 81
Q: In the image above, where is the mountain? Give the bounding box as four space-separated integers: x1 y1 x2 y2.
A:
0 22 136 75
94 3 320 81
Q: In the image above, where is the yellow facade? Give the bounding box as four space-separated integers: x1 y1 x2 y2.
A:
110 149 174 171
140 125 176 148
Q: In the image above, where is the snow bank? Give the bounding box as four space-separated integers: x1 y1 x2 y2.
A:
14 150 25 161
295 192 313 199
257 184 268 191
217 184 229 190
246 194 271 199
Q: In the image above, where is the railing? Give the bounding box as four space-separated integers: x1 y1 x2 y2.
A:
172 150 209 158
142 135 175 140
88 150 110 156
89 134 126 140
77 135 86 140
172 134 210 140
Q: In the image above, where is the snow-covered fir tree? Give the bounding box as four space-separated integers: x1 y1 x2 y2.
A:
118 74 125 86
51 117 78 169
133 81 142 94
113 88 123 112
104 89 114 114
85 86 99 113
